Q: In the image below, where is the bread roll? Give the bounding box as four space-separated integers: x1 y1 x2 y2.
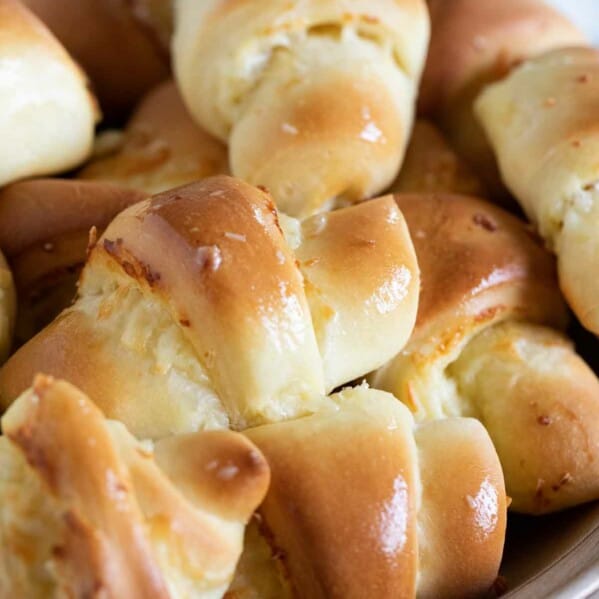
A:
0 250 16 363
80 80 229 194
173 0 429 216
0 179 146 344
21 0 171 120
0 176 419 438
372 193 599 513
0 375 270 598
237 385 506 598
475 47 599 335
450 322 599 514
0 0 99 187
419 0 585 196
389 120 486 196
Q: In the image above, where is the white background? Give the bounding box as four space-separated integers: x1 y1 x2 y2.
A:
544 0 599 45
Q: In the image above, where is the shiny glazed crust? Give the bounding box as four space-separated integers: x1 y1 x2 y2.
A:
0 375 270 598
0 176 419 438
372 193 599 513
242 386 506 598
173 0 430 216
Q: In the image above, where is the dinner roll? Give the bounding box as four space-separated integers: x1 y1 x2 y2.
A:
476 47 599 335
0 375 270 598
0 176 419 438
372 193 599 513
173 0 429 216
237 385 507 598
0 0 99 187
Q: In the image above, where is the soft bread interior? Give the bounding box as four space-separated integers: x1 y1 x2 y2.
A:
75 256 229 437
0 255 229 440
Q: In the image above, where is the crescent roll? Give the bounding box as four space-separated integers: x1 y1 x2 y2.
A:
372 193 599 514
419 0 585 196
231 386 507 599
0 375 270 598
476 47 599 335
173 0 429 216
0 176 419 438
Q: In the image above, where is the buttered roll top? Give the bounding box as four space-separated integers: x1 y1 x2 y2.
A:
0 176 419 437
173 0 430 216
373 191 567 420
0 376 270 598
372 193 599 514
240 386 507 599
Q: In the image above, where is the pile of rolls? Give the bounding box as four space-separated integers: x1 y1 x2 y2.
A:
0 0 597 597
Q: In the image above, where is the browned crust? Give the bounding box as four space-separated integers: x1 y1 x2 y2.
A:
154 431 270 522
245 395 418 599
0 179 146 342
394 193 567 334
451 323 599 514
416 418 507 598
0 179 146 256
92 176 317 424
3 375 170 598
79 80 229 191
389 120 486 196
1 375 272 595
419 0 585 116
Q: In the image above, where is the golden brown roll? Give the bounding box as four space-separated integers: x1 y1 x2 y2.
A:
0 0 99 187
0 250 16 363
371 193 599 514
235 385 507 599
80 80 229 194
0 176 419 438
419 0 585 196
0 375 270 598
0 179 146 344
388 120 486 196
475 47 599 336
173 0 430 217
21 0 171 120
